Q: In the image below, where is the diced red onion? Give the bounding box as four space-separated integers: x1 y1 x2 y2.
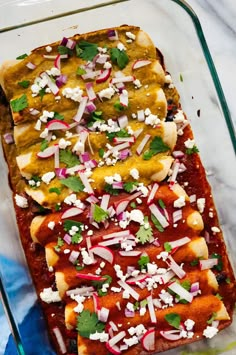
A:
118 115 128 128
86 101 96 113
56 74 68 87
119 149 131 161
125 308 135 318
112 181 124 189
96 54 109 64
190 282 200 297
60 37 68 46
85 82 97 101
66 286 94 296
115 82 125 92
52 327 67 354
107 29 119 41
80 152 90 163
152 239 161 247
84 159 98 169
98 307 110 322
147 295 157 324
66 38 76 50
136 134 151 155
172 150 185 159
86 195 99 204
63 233 71 245
3 132 14 144
29 108 40 115
55 168 67 179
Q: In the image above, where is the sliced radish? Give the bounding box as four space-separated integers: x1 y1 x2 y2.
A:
166 255 186 279
111 75 134 84
137 109 145 121
160 329 183 341
68 250 80 264
172 209 183 223
96 68 111 83
98 307 110 322
110 142 130 154
126 274 148 285
132 59 152 70
46 119 69 131
141 328 155 352
147 295 157 324
113 136 135 144
100 194 110 211
172 150 185 159
160 270 175 284
41 72 59 95
66 286 94 296
74 97 88 123
117 280 140 301
149 204 169 228
199 258 218 270
37 145 58 158
103 230 131 240
105 343 121 355
119 90 128 107
118 115 128 128
26 62 36 70
133 128 143 139
61 207 84 219
136 134 151 155
85 82 97 101
108 330 126 347
168 237 191 249
119 250 142 257
147 183 159 204
76 273 107 281
90 245 114 264
109 321 118 332
96 54 109 64
168 281 193 303
81 69 101 80
93 292 101 312
52 327 67 354
79 172 94 194
54 54 61 69
168 159 180 185
115 199 130 216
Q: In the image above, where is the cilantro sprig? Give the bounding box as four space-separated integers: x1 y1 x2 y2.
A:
18 80 30 88
93 204 109 223
76 41 98 61
104 183 120 195
91 275 112 296
136 217 153 244
16 53 28 60
110 47 129 69
59 149 80 168
123 181 138 193
143 136 170 160
106 128 130 142
77 310 105 338
60 176 84 192
54 237 64 252
138 255 150 270
40 139 49 152
151 213 164 233
207 312 217 325
10 94 28 112
164 313 181 329
186 145 199 155
164 242 172 252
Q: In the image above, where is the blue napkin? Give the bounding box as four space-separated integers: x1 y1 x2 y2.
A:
0 254 55 355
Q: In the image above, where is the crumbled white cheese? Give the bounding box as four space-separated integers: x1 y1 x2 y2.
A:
41 171 55 185
98 86 115 100
111 287 122 293
165 74 172 84
87 230 93 236
145 113 160 126
62 87 83 102
46 67 61 77
123 290 130 299
203 326 219 339
126 302 135 312
157 251 169 261
174 195 186 208
130 168 139 180
40 128 49 139
184 319 195 331
34 119 41 131
197 198 205 213
126 31 136 40
147 263 158 275
104 174 122 184
184 138 195 149
40 287 61 303
173 110 185 123
124 336 139 347
89 331 109 342
45 46 52 52
58 138 72 149
117 42 126 51
103 61 112 69
128 209 144 224
134 79 142 88
211 226 221 233
48 221 55 230
15 194 28 208
128 324 146 336
81 249 94 265
137 183 149 197
40 110 54 123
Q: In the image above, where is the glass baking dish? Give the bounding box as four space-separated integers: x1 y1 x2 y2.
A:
0 0 235 354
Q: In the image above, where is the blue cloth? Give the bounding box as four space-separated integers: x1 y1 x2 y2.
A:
0 255 55 355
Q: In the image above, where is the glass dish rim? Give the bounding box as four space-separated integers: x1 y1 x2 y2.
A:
0 0 235 354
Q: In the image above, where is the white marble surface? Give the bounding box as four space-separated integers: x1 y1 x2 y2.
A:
186 0 236 131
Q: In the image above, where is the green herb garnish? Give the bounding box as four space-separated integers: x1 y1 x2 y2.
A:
151 213 164 232
18 80 30 88
39 88 46 101
143 136 170 160
98 148 105 158
93 204 109 223
104 183 120 195
114 101 126 112
40 139 49 152
16 53 28 60
76 66 87 76
76 310 105 338
58 45 73 56
215 293 223 300
158 199 166 209
91 275 112 296
54 237 64 252
180 73 183 82
76 41 98 61
207 312 217 325
130 202 137 209
136 216 153 244
60 176 84 192
10 94 28 112
165 313 181 329
123 181 138 193
49 187 61 195
59 149 80 168
164 242 172 252
211 253 223 272
54 112 64 120
186 145 199 155
226 277 231 284
110 47 129 69
138 255 150 270
106 128 130 142
64 220 82 232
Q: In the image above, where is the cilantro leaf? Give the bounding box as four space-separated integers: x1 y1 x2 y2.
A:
106 128 130 142
151 213 164 232
76 66 86 76
39 88 46 101
76 41 98 61
49 187 61 195
40 139 49 152
55 203 61 211
165 313 181 329
164 242 172 252
130 202 137 209
10 94 28 112
110 47 129 69
98 148 105 158
158 199 166 209
87 110 104 127
143 136 170 160
71 233 83 244
54 237 64 252
59 149 80 168
211 253 223 272
16 53 28 60
190 259 199 266
226 277 231 284
58 45 73 56
60 176 84 192
93 204 109 223
29 176 41 189
215 293 223 300
123 181 138 193
104 183 119 195
91 275 112 296
136 217 153 244
63 220 82 232
77 310 105 338
18 80 30 88
114 101 126 112
186 145 199 155
138 255 150 270
207 312 217 325
54 112 64 120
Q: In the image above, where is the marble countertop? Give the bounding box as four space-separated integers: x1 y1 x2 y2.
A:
186 0 236 132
